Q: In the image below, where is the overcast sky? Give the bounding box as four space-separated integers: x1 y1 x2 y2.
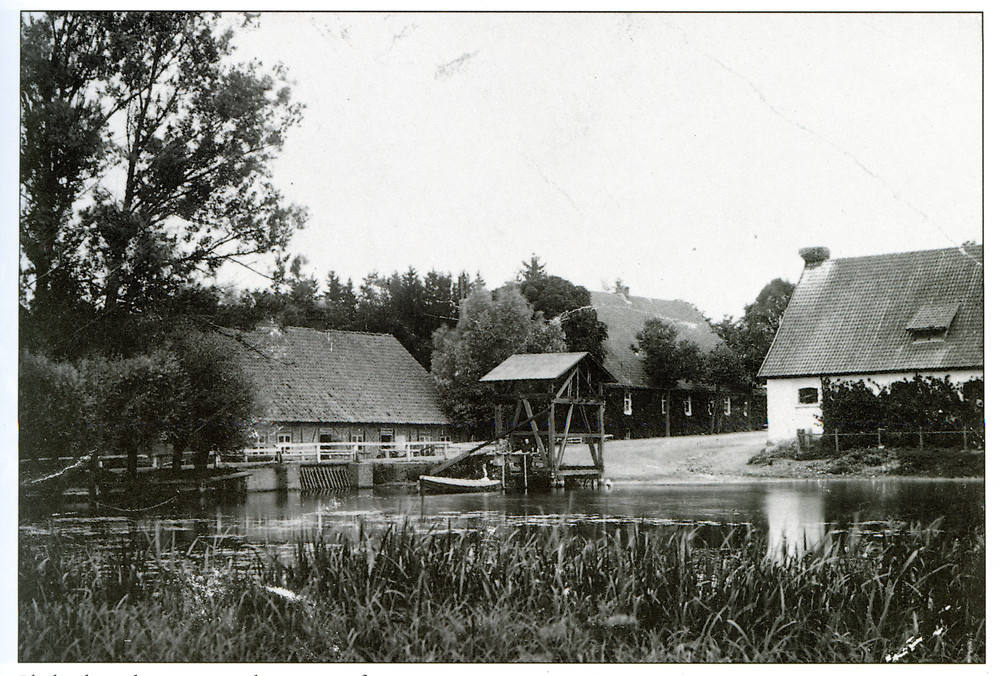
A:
4 11 983 323
217 12 982 322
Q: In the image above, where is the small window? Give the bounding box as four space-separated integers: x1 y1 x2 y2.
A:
623 392 633 416
684 396 692 417
907 303 958 343
319 433 334 449
277 433 292 451
798 387 819 405
724 397 732 416
350 432 364 449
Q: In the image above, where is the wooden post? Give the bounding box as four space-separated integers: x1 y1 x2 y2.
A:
835 428 839 454
665 390 671 438
918 428 923 450
963 427 968 451
548 402 556 472
598 401 605 470
495 404 503 455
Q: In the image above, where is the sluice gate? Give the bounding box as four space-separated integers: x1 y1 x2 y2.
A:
299 464 352 491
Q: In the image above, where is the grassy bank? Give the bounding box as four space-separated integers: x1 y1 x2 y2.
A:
748 445 985 479
19 520 984 663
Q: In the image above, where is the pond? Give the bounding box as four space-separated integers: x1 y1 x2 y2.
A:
22 477 984 565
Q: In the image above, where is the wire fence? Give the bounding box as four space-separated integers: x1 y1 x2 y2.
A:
797 426 985 454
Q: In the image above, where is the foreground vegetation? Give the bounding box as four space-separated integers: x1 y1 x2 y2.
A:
19 520 984 663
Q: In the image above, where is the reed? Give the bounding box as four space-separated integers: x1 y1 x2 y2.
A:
19 519 984 663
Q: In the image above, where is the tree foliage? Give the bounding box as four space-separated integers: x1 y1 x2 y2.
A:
633 318 706 390
431 284 566 436
20 11 306 355
19 327 258 477
18 351 89 461
712 278 794 384
517 255 607 364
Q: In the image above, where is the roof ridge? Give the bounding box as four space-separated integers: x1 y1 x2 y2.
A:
275 325 395 338
826 244 982 264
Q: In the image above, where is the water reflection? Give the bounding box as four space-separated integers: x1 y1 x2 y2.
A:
764 486 827 562
24 479 983 566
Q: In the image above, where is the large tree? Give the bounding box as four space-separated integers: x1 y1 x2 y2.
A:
431 284 566 436
20 12 306 355
517 255 608 364
712 278 795 384
634 318 706 390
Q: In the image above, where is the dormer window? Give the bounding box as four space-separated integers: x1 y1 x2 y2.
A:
907 303 959 343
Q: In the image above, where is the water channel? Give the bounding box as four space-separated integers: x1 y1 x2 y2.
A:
22 477 984 565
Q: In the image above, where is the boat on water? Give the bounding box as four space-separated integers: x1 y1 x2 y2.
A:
419 474 502 495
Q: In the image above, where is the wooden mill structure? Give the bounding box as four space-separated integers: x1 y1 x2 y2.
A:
480 352 615 488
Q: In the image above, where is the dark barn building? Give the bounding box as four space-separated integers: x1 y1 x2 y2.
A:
591 287 766 439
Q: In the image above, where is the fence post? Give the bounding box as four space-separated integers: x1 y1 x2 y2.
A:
835 428 839 454
877 428 883 448
963 427 968 451
918 428 923 451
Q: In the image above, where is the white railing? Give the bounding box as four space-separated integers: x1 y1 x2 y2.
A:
241 441 456 463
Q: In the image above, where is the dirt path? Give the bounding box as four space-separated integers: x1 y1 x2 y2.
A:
557 431 982 482
561 431 772 483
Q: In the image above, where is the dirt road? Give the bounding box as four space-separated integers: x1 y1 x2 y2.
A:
560 431 771 483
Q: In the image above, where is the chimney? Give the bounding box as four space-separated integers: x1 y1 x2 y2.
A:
799 247 830 268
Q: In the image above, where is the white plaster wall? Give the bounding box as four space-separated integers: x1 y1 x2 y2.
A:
766 377 823 444
766 369 983 444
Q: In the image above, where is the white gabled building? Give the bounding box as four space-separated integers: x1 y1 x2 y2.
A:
758 245 984 444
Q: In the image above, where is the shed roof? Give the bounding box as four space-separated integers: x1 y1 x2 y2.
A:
480 352 615 384
759 245 983 378
229 326 449 425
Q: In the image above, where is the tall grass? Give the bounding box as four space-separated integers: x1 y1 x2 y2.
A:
19 519 984 663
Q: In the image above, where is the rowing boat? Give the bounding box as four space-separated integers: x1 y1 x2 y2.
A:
419 474 502 495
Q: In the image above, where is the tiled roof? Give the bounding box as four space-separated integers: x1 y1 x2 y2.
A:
759 245 984 378
228 326 449 425
480 352 615 383
589 290 724 388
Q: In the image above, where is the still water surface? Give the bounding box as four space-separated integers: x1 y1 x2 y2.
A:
25 478 984 563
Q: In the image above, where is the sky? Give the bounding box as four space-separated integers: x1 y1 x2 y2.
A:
212 12 984 322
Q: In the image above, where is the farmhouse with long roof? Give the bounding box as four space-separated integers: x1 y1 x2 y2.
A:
229 325 451 453
758 245 984 443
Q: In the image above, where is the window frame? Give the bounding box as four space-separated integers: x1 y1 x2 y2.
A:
798 387 820 405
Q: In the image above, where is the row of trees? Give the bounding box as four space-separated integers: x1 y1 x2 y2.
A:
19 324 256 475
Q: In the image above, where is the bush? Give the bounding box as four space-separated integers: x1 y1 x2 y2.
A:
821 376 983 451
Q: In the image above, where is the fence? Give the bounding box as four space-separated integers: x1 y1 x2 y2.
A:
240 440 459 464
806 426 985 454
